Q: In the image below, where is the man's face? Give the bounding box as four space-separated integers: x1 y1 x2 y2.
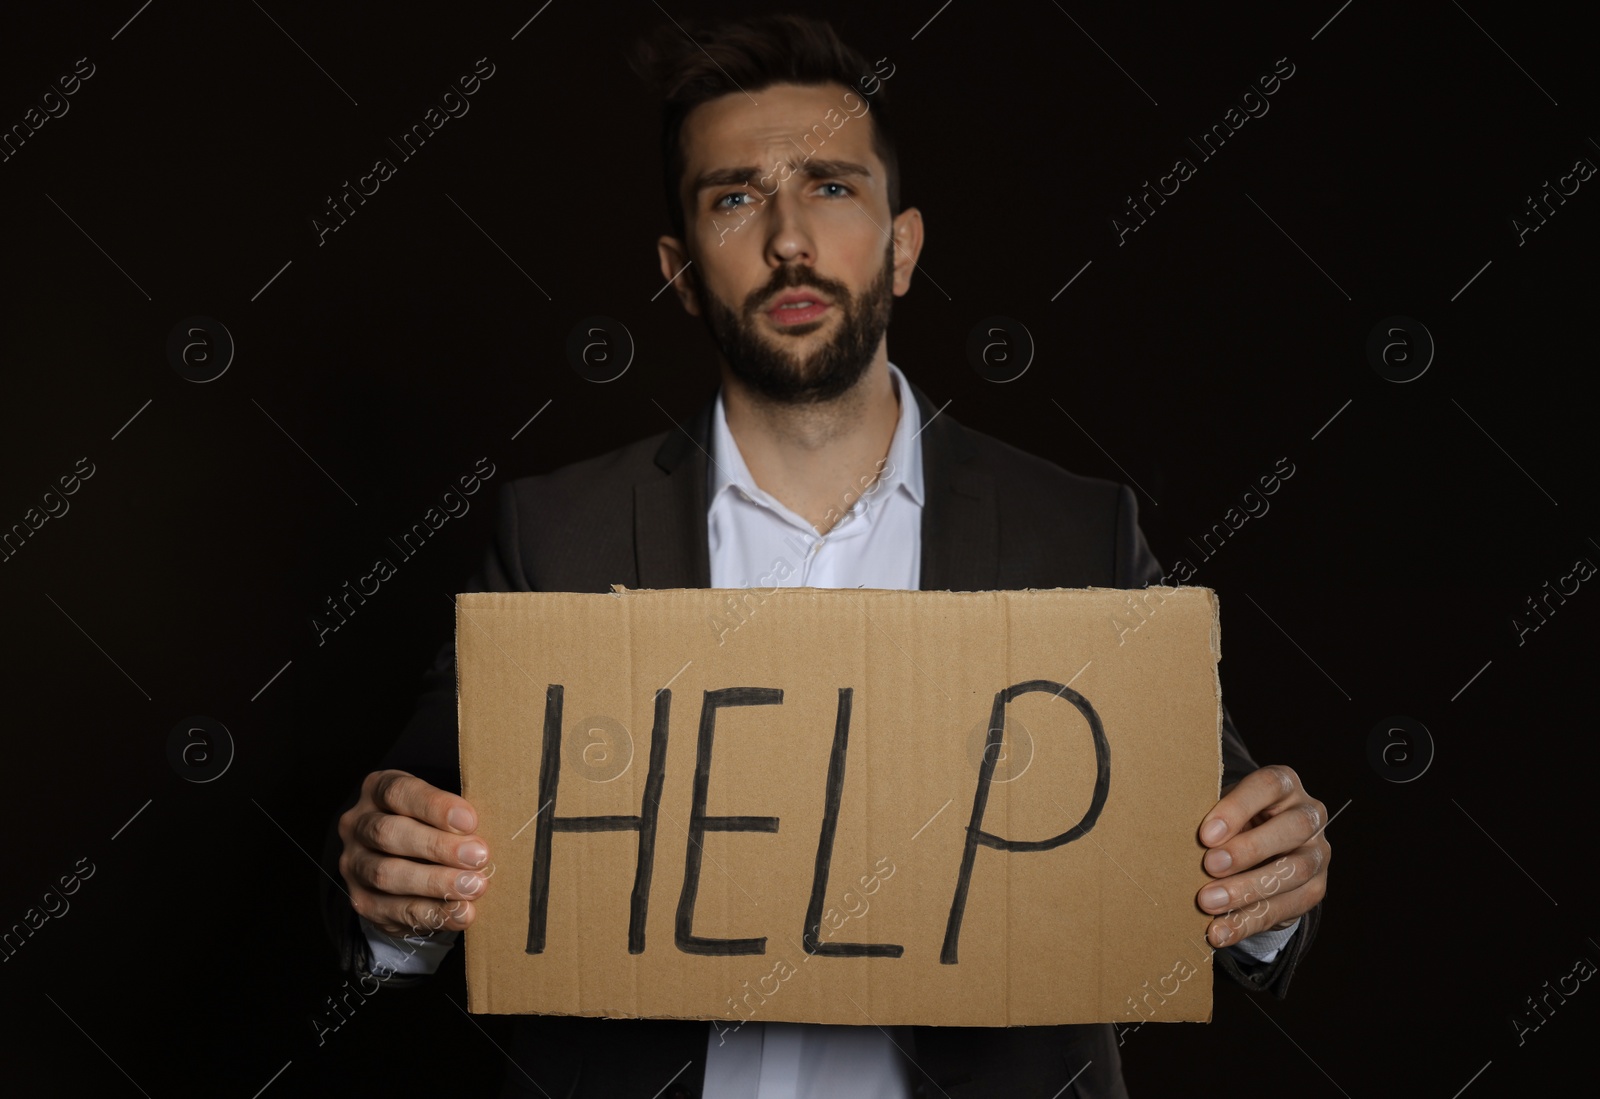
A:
660 81 922 404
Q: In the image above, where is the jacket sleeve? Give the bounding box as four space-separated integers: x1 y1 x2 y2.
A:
1112 482 1323 999
317 481 533 980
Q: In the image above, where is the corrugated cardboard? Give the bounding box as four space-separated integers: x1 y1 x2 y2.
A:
458 586 1221 1026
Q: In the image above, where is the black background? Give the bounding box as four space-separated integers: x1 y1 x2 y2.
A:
2 1 1595 1095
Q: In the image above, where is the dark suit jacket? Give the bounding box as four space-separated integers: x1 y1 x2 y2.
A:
319 379 1322 1099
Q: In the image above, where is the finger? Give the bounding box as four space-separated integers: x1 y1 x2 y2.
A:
353 883 478 935
1199 765 1304 846
354 809 489 869
369 770 479 835
1202 799 1327 877
1197 844 1324 913
346 849 490 902
1206 869 1325 947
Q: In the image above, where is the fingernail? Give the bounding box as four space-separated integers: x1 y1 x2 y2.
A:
1213 923 1234 945
1206 849 1232 873
1201 886 1230 910
448 807 475 833
456 872 484 895
460 841 488 867
1202 819 1226 844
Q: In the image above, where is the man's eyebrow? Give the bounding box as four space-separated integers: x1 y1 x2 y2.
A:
691 158 874 194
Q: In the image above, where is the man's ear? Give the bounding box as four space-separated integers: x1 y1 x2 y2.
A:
889 207 925 297
657 235 701 316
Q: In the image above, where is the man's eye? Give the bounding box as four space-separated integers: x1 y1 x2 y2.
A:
716 183 851 210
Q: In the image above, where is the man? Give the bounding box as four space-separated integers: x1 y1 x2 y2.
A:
322 15 1330 1097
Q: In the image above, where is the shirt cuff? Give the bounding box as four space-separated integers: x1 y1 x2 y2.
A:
1225 917 1301 965
359 915 460 977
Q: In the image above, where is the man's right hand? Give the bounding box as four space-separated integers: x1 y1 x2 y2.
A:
337 769 492 937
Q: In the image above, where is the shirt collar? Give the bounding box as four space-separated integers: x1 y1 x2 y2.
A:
709 361 926 514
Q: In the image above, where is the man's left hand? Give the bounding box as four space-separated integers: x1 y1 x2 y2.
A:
1195 764 1331 949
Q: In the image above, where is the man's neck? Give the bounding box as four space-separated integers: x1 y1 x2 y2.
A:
720 356 900 536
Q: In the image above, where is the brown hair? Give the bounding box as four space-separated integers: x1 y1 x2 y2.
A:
629 13 901 242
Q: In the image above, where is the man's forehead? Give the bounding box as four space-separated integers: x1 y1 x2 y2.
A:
681 81 871 170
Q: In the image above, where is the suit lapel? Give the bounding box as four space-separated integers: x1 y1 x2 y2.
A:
633 377 1000 592
635 399 713 589
910 381 999 592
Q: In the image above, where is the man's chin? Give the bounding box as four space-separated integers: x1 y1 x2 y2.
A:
734 363 871 405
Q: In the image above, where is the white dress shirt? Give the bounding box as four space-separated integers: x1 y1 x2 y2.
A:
359 360 1300 1096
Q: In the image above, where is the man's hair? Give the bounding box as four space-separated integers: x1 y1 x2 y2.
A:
629 14 901 243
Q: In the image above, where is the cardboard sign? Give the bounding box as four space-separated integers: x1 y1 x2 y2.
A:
458 586 1222 1026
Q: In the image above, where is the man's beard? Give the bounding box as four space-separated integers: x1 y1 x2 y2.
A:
698 241 896 405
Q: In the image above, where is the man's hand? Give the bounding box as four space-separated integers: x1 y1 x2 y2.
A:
337 769 492 938
1196 764 1330 949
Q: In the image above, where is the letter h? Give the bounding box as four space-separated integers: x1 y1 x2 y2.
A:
526 685 672 955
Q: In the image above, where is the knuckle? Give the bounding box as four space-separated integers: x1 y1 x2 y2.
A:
363 769 393 803
352 809 379 851
1299 801 1323 833
1269 764 1299 795
343 848 370 886
370 813 403 854
403 900 436 934
356 889 398 931
368 858 395 894
374 769 408 808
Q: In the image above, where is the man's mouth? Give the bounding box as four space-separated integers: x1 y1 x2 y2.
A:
766 293 831 325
